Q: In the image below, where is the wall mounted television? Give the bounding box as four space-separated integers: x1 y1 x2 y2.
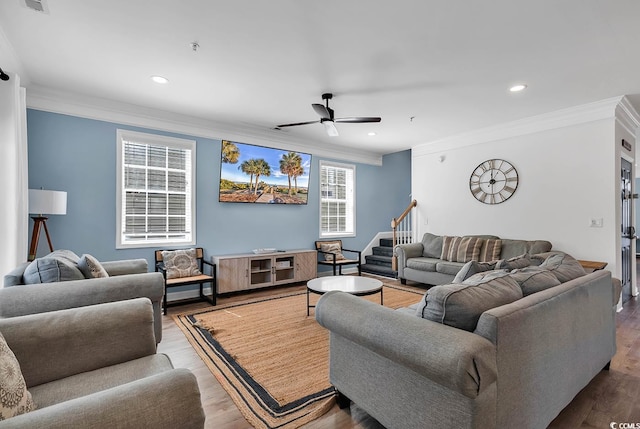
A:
219 140 312 205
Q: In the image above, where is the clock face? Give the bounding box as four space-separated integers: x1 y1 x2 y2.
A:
469 159 518 204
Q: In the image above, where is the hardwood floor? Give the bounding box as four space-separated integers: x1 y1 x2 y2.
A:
158 277 640 429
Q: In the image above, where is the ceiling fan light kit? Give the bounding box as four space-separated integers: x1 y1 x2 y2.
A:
277 93 381 137
322 120 339 137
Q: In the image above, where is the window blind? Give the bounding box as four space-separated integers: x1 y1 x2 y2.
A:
320 161 355 237
117 130 195 248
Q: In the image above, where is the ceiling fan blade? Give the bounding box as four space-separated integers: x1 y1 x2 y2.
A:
322 120 339 137
334 117 382 123
276 120 320 128
312 103 331 119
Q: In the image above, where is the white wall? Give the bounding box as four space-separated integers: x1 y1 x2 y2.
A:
412 112 623 278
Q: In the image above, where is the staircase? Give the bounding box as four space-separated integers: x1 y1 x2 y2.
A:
361 238 397 278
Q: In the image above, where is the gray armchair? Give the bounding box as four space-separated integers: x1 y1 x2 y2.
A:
0 298 205 429
1 256 164 342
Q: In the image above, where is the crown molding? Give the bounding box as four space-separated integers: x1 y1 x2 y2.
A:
412 96 625 157
616 95 640 136
25 85 383 166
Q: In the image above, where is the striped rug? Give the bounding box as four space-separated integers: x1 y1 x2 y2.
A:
173 284 423 429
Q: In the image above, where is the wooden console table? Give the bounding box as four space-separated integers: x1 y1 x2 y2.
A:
577 260 608 272
212 249 317 294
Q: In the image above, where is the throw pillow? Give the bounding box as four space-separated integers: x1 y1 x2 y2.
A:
23 257 85 284
46 249 81 265
320 242 346 261
440 236 484 263
540 252 586 283
421 233 444 258
77 254 109 279
495 254 531 270
529 254 546 266
415 270 523 331
0 332 35 420
478 239 502 262
162 248 202 279
453 260 499 283
508 266 561 296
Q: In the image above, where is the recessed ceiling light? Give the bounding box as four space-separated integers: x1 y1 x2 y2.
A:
368 132 376 136
151 75 169 84
509 84 527 92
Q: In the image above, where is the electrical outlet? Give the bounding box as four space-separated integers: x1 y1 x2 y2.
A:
590 218 603 228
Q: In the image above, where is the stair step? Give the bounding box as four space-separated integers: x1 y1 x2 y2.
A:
365 254 392 266
372 246 394 257
379 238 394 248
361 263 397 278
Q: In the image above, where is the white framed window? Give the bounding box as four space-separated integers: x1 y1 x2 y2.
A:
116 129 196 248
319 160 355 237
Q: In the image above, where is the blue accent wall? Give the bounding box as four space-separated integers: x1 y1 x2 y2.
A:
27 109 411 270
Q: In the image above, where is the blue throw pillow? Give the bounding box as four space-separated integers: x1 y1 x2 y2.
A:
23 257 85 284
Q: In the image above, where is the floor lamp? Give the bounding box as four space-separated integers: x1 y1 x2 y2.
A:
28 189 67 261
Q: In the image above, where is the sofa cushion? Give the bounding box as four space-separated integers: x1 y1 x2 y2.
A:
453 260 499 283
528 240 553 255
78 254 109 279
29 354 172 409
508 266 562 296
406 257 439 272
499 239 552 259
415 270 523 331
436 260 466 276
421 233 443 258
479 239 502 262
0 331 35 420
320 242 346 261
23 257 85 284
441 236 484 263
162 249 202 279
496 254 531 270
499 240 530 259
540 252 586 283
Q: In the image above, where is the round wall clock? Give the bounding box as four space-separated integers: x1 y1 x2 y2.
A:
469 159 519 204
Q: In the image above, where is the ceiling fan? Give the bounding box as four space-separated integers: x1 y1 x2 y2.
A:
276 93 381 137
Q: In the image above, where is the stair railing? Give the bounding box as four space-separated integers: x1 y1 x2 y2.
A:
391 200 417 271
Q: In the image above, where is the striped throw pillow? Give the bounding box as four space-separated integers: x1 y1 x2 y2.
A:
479 239 502 262
440 236 484 263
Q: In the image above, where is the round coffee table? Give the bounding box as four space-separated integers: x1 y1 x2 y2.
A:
306 276 384 316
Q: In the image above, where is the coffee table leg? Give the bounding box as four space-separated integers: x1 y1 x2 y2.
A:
380 287 383 305
307 288 310 316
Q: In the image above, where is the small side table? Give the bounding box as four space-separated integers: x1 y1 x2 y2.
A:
577 260 607 273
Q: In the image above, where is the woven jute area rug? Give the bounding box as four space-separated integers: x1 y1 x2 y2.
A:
173 283 423 429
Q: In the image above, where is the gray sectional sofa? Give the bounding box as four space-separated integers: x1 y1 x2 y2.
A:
395 233 553 285
316 252 621 429
2 251 164 342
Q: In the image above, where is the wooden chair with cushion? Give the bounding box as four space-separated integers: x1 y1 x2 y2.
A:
315 240 361 276
154 247 216 314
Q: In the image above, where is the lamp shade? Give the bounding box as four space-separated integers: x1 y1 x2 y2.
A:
29 189 67 215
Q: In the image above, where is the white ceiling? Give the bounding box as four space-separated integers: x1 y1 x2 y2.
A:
1 0 640 157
